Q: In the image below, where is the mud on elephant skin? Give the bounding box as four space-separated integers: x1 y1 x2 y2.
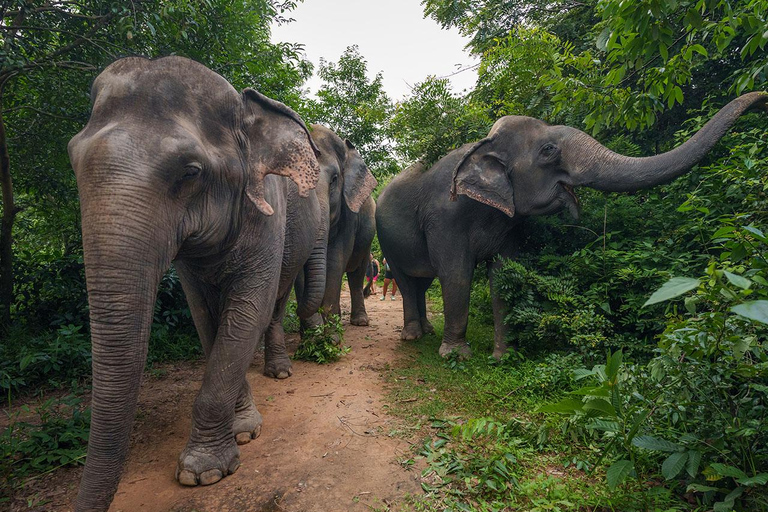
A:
376 92 768 360
68 56 326 511
265 125 379 379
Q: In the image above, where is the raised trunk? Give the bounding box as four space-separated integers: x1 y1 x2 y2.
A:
75 203 172 511
564 92 768 192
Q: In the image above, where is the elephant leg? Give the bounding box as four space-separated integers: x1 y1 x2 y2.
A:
264 291 293 379
177 292 272 487
233 379 262 445
416 277 435 335
438 268 473 359
295 272 320 337
488 259 512 359
391 266 423 340
348 263 369 326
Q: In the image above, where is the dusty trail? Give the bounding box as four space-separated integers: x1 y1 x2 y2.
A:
16 287 422 512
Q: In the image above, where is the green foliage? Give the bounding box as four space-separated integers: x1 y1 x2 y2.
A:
389 76 490 166
493 259 615 353
1 394 90 493
304 46 398 177
292 314 350 364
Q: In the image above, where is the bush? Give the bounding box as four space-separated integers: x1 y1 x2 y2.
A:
293 313 350 364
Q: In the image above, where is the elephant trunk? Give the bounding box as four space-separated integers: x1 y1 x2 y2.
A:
563 92 768 192
296 199 328 320
75 196 173 511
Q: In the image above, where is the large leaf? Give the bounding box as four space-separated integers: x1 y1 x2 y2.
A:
662 452 688 480
723 271 751 290
606 460 634 489
736 473 768 486
643 277 700 306
710 463 747 479
536 398 584 414
731 300 768 325
632 435 682 452
583 398 616 417
687 450 702 477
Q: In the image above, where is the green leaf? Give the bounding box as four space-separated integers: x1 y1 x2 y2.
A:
587 419 619 432
723 271 751 290
583 399 616 417
536 398 584 414
569 385 610 397
687 450 702 477
605 350 623 381
643 277 700 306
606 460 634 489
710 463 747 479
736 473 768 486
687 483 719 493
662 452 688 480
743 225 767 241
632 435 682 452
731 301 768 324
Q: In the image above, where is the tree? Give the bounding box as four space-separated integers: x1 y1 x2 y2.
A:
305 45 397 177
389 76 489 166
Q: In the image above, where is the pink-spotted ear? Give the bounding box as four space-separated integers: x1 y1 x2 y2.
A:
342 140 377 213
450 136 515 218
241 88 321 215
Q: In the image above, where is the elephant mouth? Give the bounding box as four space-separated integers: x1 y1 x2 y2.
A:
560 182 580 219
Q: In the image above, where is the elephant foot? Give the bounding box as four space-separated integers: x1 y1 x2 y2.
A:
439 341 472 359
420 317 435 335
176 441 240 487
350 312 369 326
264 357 293 379
233 398 263 445
401 321 423 341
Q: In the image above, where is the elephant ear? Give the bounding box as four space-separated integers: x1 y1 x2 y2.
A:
449 136 515 218
342 139 377 213
241 88 321 215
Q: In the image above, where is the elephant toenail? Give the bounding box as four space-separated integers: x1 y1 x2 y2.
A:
252 425 262 439
178 469 199 486
236 432 252 445
277 371 290 379
199 469 223 485
228 459 241 474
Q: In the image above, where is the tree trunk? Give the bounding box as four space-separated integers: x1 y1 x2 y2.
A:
0 86 18 330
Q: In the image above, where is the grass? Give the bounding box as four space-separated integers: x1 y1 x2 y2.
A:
384 312 696 511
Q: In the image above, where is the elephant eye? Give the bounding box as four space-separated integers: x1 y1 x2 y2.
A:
331 173 339 184
541 143 557 156
181 163 202 180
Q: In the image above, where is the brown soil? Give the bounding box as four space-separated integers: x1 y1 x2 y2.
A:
10 286 423 512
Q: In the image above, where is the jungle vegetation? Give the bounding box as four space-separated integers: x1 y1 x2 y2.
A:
1 0 767 509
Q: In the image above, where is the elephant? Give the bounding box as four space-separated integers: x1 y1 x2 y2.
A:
68 56 327 511
376 92 768 359
266 125 378 379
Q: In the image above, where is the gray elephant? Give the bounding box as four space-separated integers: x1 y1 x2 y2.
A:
68 56 326 511
266 125 378 379
376 92 768 359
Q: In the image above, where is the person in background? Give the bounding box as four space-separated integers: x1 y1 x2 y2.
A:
365 253 379 297
380 257 397 301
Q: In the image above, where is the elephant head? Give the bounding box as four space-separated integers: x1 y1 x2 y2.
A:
450 92 768 218
310 124 377 231
68 56 320 511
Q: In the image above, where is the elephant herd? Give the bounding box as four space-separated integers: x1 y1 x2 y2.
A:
68 56 766 510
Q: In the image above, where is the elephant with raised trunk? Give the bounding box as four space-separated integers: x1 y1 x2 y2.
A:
267 125 378 379
69 56 326 511
376 92 768 359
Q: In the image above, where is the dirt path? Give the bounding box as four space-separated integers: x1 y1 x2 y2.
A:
16 287 422 512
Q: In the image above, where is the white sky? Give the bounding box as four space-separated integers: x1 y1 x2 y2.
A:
270 0 479 101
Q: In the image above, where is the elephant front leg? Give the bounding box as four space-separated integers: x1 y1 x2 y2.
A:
233 380 262 445
488 259 512 359
347 263 369 326
438 271 473 359
177 297 270 487
390 267 424 340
